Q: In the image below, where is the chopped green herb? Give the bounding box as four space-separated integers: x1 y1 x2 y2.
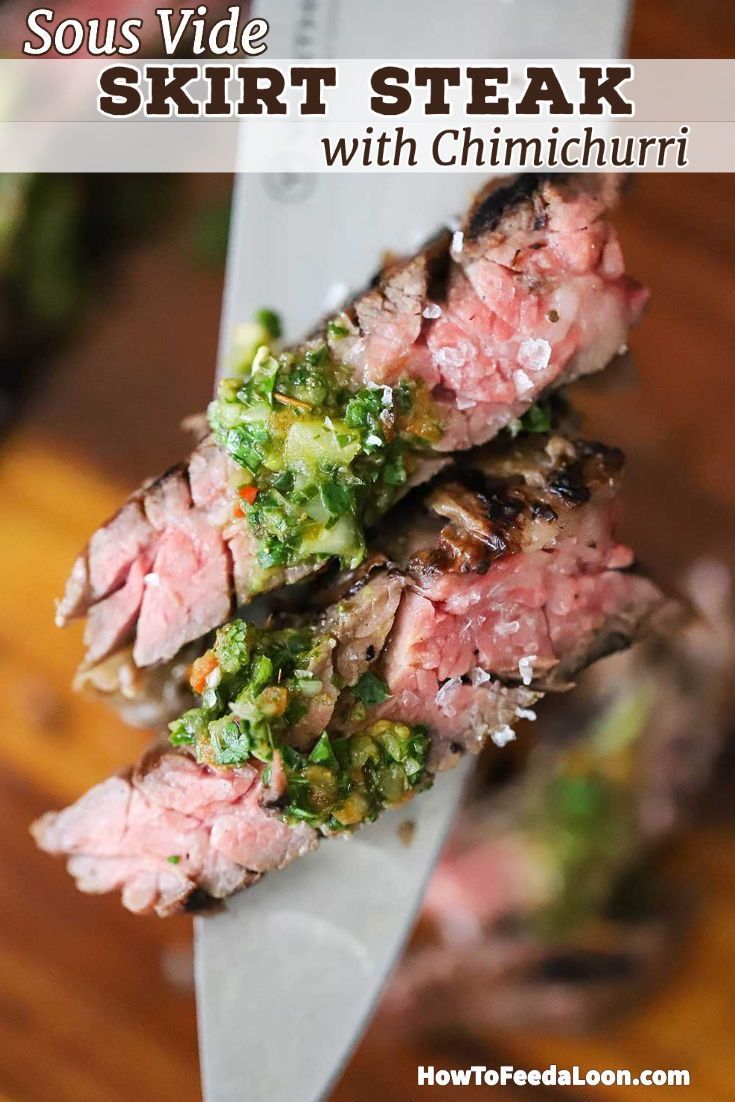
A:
305 344 329 367
208 340 442 590
222 423 269 473
382 454 407 487
230 309 282 376
281 720 430 830
168 616 431 834
308 731 339 770
352 671 390 707
520 399 553 435
214 620 251 674
320 479 353 518
327 319 349 338
344 386 384 430
209 716 254 766
168 620 316 769
255 307 282 340
169 707 209 747
166 855 181 865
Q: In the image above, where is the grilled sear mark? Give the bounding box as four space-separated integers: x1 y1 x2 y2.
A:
464 172 557 243
406 434 624 578
416 480 518 573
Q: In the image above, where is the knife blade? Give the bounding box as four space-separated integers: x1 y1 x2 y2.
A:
197 3 631 1100
195 761 473 1102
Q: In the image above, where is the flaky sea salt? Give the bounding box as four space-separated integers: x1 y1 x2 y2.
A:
143 572 160 588
433 342 469 370
435 677 462 716
518 337 552 373
422 303 442 320
496 620 520 637
365 434 383 448
469 667 491 686
516 706 537 722
513 368 534 396
367 382 394 408
491 724 516 748
518 654 538 686
451 230 464 256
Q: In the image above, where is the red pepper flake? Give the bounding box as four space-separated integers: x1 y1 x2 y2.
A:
190 651 219 694
238 485 258 505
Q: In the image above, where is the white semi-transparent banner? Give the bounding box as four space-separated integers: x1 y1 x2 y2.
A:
0 59 732 172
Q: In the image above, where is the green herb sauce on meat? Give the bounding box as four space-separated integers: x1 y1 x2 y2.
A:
208 318 442 587
168 618 430 832
282 722 429 831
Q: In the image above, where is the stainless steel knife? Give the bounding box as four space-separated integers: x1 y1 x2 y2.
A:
196 3 631 1100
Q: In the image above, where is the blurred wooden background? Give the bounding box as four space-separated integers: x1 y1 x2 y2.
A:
0 2 734 1098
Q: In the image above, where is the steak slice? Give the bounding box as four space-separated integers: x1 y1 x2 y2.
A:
34 434 666 916
32 749 316 917
372 434 662 767
56 439 242 667
59 173 646 673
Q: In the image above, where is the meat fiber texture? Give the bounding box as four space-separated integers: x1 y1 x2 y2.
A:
33 435 665 916
57 174 647 678
373 434 662 767
32 751 317 917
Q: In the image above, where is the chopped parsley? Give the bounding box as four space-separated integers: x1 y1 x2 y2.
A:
255 307 282 340
520 399 553 434
209 324 442 591
281 722 430 831
168 617 432 833
229 310 283 377
507 398 554 438
214 620 251 674
326 319 349 339
352 671 390 707
168 619 317 768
